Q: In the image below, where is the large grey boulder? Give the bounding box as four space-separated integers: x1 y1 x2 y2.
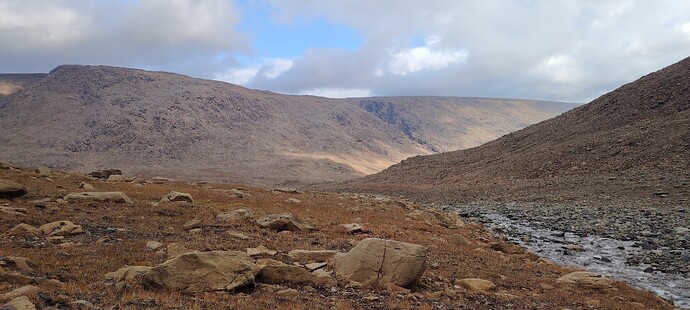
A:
0 180 27 199
143 251 254 292
333 238 427 288
64 192 133 204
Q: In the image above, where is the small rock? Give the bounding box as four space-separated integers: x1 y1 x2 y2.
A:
561 244 585 252
555 271 614 288
105 266 152 283
163 191 194 203
226 231 251 240
256 213 314 232
106 175 125 182
447 234 470 246
36 167 51 176
216 208 254 222
286 197 301 203
78 182 95 190
305 262 327 271
64 192 133 204
146 241 164 251
183 219 201 230
89 169 122 179
188 228 202 236
246 245 277 256
275 288 299 297
340 223 366 234
39 221 84 236
457 278 496 292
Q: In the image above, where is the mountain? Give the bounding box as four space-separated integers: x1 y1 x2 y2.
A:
0 65 574 186
331 56 690 203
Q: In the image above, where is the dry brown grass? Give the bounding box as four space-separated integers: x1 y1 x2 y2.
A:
0 167 674 309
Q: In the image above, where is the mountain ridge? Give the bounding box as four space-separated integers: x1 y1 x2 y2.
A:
0 65 576 186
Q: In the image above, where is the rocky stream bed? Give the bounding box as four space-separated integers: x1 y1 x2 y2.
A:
442 202 690 308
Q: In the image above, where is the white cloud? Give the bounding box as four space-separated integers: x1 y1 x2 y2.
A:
0 1 90 52
214 58 294 85
388 44 468 75
532 54 584 84
299 88 371 98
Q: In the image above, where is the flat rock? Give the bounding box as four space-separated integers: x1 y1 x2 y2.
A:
89 169 121 179
182 219 201 230
333 238 427 288
1 296 35 310
6 224 41 237
256 213 313 232
64 192 133 204
0 180 28 199
166 243 193 259
226 231 251 240
143 251 254 292
340 223 365 234
0 285 39 302
247 245 277 256
255 259 335 288
106 174 125 182
555 271 614 288
216 208 254 222
39 221 84 236
287 250 338 263
162 191 194 203
457 278 496 292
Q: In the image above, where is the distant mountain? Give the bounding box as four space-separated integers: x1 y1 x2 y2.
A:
0 65 574 186
332 56 690 203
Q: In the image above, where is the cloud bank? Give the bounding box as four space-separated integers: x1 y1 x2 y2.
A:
1 0 689 102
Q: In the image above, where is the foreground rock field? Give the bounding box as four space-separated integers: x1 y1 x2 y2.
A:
0 165 677 309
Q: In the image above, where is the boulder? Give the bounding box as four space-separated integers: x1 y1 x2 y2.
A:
333 238 427 288
104 266 152 283
64 192 133 204
216 208 254 222
39 221 84 236
255 259 335 288
255 213 313 232
287 250 338 263
143 251 254 292
0 180 28 199
6 224 41 237
89 169 122 179
555 271 614 288
457 278 496 292
1 296 35 310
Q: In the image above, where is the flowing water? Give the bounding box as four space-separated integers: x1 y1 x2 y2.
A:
449 208 690 308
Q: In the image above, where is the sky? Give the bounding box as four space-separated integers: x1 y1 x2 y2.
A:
1 0 689 102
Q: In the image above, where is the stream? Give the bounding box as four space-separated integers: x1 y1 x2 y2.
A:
448 207 690 308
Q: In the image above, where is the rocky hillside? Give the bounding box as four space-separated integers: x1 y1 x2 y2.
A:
331 56 690 203
0 65 573 186
0 74 46 96
0 165 675 309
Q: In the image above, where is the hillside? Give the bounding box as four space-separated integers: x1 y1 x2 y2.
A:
331 56 690 204
0 65 573 186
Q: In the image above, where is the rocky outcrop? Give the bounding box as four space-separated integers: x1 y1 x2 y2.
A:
143 251 254 292
64 192 133 204
255 214 313 232
6 224 41 237
333 238 427 288
0 180 27 199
